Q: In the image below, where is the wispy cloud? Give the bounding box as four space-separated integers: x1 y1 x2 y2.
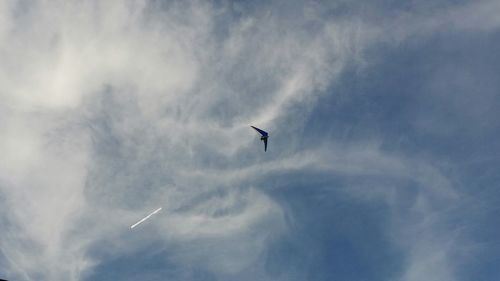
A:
0 1 359 280
0 1 497 280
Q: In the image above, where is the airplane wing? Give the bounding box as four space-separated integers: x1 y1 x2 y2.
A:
251 126 268 136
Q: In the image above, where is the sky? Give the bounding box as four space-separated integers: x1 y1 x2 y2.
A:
0 0 499 280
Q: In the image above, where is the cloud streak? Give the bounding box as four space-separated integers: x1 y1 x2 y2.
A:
0 0 498 280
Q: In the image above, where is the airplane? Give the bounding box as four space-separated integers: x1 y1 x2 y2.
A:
251 126 269 151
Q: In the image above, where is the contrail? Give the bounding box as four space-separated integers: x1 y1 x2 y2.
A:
130 207 162 229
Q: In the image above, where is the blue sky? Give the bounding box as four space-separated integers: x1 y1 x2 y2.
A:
0 1 499 280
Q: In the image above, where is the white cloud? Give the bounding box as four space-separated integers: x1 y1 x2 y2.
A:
0 0 488 280
0 1 362 280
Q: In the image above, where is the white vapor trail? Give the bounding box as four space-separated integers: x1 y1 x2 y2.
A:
130 208 162 229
